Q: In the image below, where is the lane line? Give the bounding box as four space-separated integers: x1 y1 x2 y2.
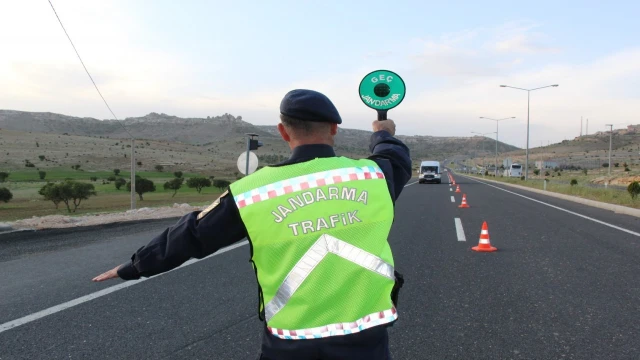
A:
454 218 466 241
463 175 640 238
1 178 422 334
0 240 249 334
449 188 452 192
450 196 455 203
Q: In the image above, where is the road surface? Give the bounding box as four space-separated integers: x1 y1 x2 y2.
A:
1 173 638 359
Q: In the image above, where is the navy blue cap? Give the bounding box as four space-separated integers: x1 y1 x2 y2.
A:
280 89 342 124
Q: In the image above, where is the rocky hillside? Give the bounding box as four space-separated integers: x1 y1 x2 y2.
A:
0 109 519 166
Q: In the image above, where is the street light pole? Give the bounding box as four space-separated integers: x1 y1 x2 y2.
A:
606 124 613 176
480 116 516 176
500 84 559 180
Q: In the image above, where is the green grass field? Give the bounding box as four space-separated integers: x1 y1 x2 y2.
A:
0 169 229 221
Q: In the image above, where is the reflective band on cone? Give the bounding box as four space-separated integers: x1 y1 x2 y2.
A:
472 221 497 252
458 194 470 208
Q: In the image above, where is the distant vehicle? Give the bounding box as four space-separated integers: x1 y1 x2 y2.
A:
418 160 441 184
504 163 523 177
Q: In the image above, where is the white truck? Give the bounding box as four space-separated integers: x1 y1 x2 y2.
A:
418 160 442 184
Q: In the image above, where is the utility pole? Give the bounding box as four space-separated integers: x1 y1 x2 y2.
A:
586 119 589 135
606 124 613 176
581 116 583 137
130 138 136 210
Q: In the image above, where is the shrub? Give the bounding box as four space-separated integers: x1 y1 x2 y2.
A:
614 162 620 167
602 163 609 168
570 179 578 186
107 175 116 181
114 177 126 190
533 169 540 175
114 169 120 176
186 177 212 194
89 176 98 182
625 167 631 172
71 164 81 170
520 176 525 180
173 171 183 178
212 179 231 190
39 171 47 180
137 161 142 166
582 169 588 175
163 177 184 197
155 165 164 172
39 155 46 161
628 181 640 200
0 187 12 203
545 171 550 176
0 172 9 182
126 177 156 200
557 172 561 176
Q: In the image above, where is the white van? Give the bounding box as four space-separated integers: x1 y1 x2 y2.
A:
505 163 523 177
418 160 442 184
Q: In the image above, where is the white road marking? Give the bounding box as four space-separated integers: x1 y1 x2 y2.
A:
405 180 419 187
0 240 249 334
454 218 466 241
449 188 453 192
466 176 640 238
450 196 455 203
1 178 421 334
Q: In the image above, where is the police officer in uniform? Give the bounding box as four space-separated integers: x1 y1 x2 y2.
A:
93 89 412 359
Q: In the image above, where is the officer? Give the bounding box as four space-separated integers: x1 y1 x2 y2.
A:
93 89 412 359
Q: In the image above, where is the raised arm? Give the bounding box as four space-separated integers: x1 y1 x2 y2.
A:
368 120 412 200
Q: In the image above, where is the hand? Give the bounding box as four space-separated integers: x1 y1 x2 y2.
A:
372 119 396 136
92 265 122 282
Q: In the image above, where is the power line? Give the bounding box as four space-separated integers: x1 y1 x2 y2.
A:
47 0 132 138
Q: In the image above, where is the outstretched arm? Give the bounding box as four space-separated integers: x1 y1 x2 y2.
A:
93 191 247 282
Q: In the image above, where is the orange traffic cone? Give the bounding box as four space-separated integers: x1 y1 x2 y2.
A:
458 194 470 208
455 185 461 193
472 222 497 252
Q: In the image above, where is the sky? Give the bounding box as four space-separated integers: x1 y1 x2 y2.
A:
1 0 639 148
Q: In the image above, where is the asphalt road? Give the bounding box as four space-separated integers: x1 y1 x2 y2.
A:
1 173 639 359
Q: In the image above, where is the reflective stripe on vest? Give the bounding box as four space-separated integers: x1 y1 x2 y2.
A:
265 234 395 321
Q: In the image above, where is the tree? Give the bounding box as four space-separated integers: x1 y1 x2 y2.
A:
89 176 98 182
0 172 9 182
212 179 231 190
628 181 640 200
39 183 63 209
127 177 156 200
0 187 12 203
602 163 609 168
186 177 211 194
570 179 578 186
114 169 120 176
39 181 96 212
173 171 183 178
114 177 126 190
38 171 46 180
155 165 164 172
163 177 184 197
614 162 620 167
38 155 46 161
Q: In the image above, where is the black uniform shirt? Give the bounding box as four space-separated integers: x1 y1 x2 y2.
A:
118 130 412 280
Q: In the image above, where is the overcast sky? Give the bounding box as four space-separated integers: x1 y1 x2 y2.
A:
1 0 639 148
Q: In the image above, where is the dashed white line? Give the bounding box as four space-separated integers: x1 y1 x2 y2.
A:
405 180 419 187
449 188 453 192
450 196 455 203
0 240 249 334
454 218 466 241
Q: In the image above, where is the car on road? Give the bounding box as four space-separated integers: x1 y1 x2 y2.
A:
418 160 442 184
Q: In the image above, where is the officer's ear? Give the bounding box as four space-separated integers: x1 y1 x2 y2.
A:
330 123 338 136
277 123 291 142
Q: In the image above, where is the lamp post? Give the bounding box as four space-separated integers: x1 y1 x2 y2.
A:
606 124 613 176
480 116 515 176
500 84 559 180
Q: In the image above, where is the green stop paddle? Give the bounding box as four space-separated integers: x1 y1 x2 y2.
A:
359 70 406 120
